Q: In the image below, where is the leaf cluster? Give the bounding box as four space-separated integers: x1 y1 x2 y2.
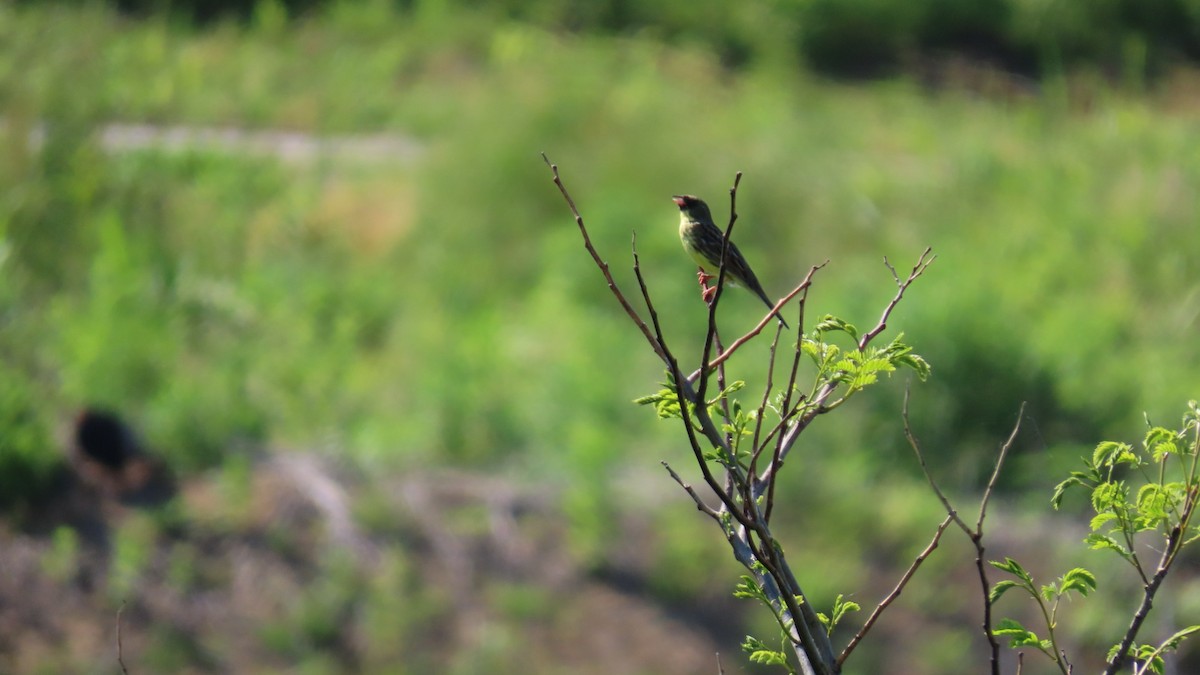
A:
991 402 1200 674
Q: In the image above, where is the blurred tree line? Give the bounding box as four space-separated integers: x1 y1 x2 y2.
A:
52 0 1200 79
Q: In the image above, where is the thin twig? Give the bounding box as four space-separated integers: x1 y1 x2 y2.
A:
117 601 130 675
696 172 744 405
662 461 720 520
856 247 935 351
641 245 754 533
905 393 1025 675
748 326 784 488
971 405 1025 675
760 251 934 504
838 514 954 666
688 265 825 383
903 387 972 536
542 154 667 362
977 402 1026 534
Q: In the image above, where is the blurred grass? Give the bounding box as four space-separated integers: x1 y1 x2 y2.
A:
2 1 1200 671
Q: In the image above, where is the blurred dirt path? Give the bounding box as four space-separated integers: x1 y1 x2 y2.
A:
30 121 427 164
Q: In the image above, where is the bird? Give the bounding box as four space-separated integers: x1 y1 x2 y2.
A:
672 194 788 328
71 408 176 506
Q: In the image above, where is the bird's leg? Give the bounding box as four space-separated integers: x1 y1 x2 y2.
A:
697 267 718 304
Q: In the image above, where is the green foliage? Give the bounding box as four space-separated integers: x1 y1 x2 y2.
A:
109 514 159 601
817 593 861 634
734 574 772 605
994 402 1200 672
1107 625 1200 675
41 526 81 584
0 362 61 512
799 0 927 75
741 634 795 672
634 383 684 420
1055 402 1200 564
65 0 1200 79
989 558 1095 667
802 316 929 403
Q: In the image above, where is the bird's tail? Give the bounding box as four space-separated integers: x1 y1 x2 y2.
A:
757 291 789 329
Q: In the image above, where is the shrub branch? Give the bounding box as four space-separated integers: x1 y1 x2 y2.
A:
546 155 933 674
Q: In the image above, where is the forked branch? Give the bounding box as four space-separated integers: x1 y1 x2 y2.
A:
546 156 932 675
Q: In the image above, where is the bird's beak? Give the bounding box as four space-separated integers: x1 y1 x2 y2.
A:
671 196 686 207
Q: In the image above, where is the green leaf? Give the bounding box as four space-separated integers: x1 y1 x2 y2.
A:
1051 476 1086 509
992 618 1028 636
1089 512 1117 531
1133 644 1166 674
993 618 1040 647
741 635 788 667
823 594 860 632
1091 481 1128 513
814 315 858 340
800 337 841 371
1144 426 1177 449
990 557 1033 585
748 649 789 666
708 380 746 406
989 580 1019 603
895 353 931 381
833 597 861 619
1136 483 1174 528
734 575 768 603
633 387 686 420
877 334 909 357
1162 625 1200 649
1093 441 1137 468
741 635 768 653
1060 568 1097 596
1084 532 1131 558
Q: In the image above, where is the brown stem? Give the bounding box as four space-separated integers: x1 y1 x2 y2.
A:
838 514 954 667
542 154 667 362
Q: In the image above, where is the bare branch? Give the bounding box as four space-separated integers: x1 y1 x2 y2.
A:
688 264 826 383
696 172 744 406
634 238 748 527
662 461 720 520
904 392 1028 675
883 255 902 285
838 514 954 667
903 386 972 536
977 402 1026 534
117 602 130 675
748 327 785 487
857 247 936 351
542 153 667 362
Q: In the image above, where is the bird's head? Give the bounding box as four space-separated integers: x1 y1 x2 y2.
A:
672 194 713 223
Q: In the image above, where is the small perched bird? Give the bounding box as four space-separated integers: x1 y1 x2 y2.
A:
673 195 788 327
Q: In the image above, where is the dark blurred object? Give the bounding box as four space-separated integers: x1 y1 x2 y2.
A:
32 0 324 24
22 0 1200 80
72 408 176 507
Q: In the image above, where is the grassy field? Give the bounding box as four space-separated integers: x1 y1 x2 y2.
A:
2 2 1200 672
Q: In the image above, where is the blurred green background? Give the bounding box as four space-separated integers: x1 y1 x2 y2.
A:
2 0 1200 673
